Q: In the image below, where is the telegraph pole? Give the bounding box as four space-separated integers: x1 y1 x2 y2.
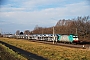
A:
0 29 2 34
76 28 77 35
41 28 43 40
53 26 55 44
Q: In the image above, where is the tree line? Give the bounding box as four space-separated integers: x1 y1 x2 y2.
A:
16 16 90 40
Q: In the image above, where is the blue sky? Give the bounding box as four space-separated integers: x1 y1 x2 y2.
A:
0 0 90 34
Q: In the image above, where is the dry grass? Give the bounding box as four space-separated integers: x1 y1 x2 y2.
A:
0 37 90 60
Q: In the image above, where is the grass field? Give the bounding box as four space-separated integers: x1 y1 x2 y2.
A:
0 37 90 60
0 43 27 60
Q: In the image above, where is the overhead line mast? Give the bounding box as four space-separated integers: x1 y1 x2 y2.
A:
53 26 55 44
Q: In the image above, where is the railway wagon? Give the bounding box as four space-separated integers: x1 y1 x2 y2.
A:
57 34 79 43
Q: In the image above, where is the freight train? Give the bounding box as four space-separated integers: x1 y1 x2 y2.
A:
3 34 79 43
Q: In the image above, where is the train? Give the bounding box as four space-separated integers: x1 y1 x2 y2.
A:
3 34 79 44
57 34 79 43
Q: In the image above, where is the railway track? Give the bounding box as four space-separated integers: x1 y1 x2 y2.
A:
29 40 90 49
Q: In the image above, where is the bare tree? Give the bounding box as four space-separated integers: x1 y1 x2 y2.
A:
32 16 90 40
16 30 20 35
73 16 90 40
24 30 30 35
